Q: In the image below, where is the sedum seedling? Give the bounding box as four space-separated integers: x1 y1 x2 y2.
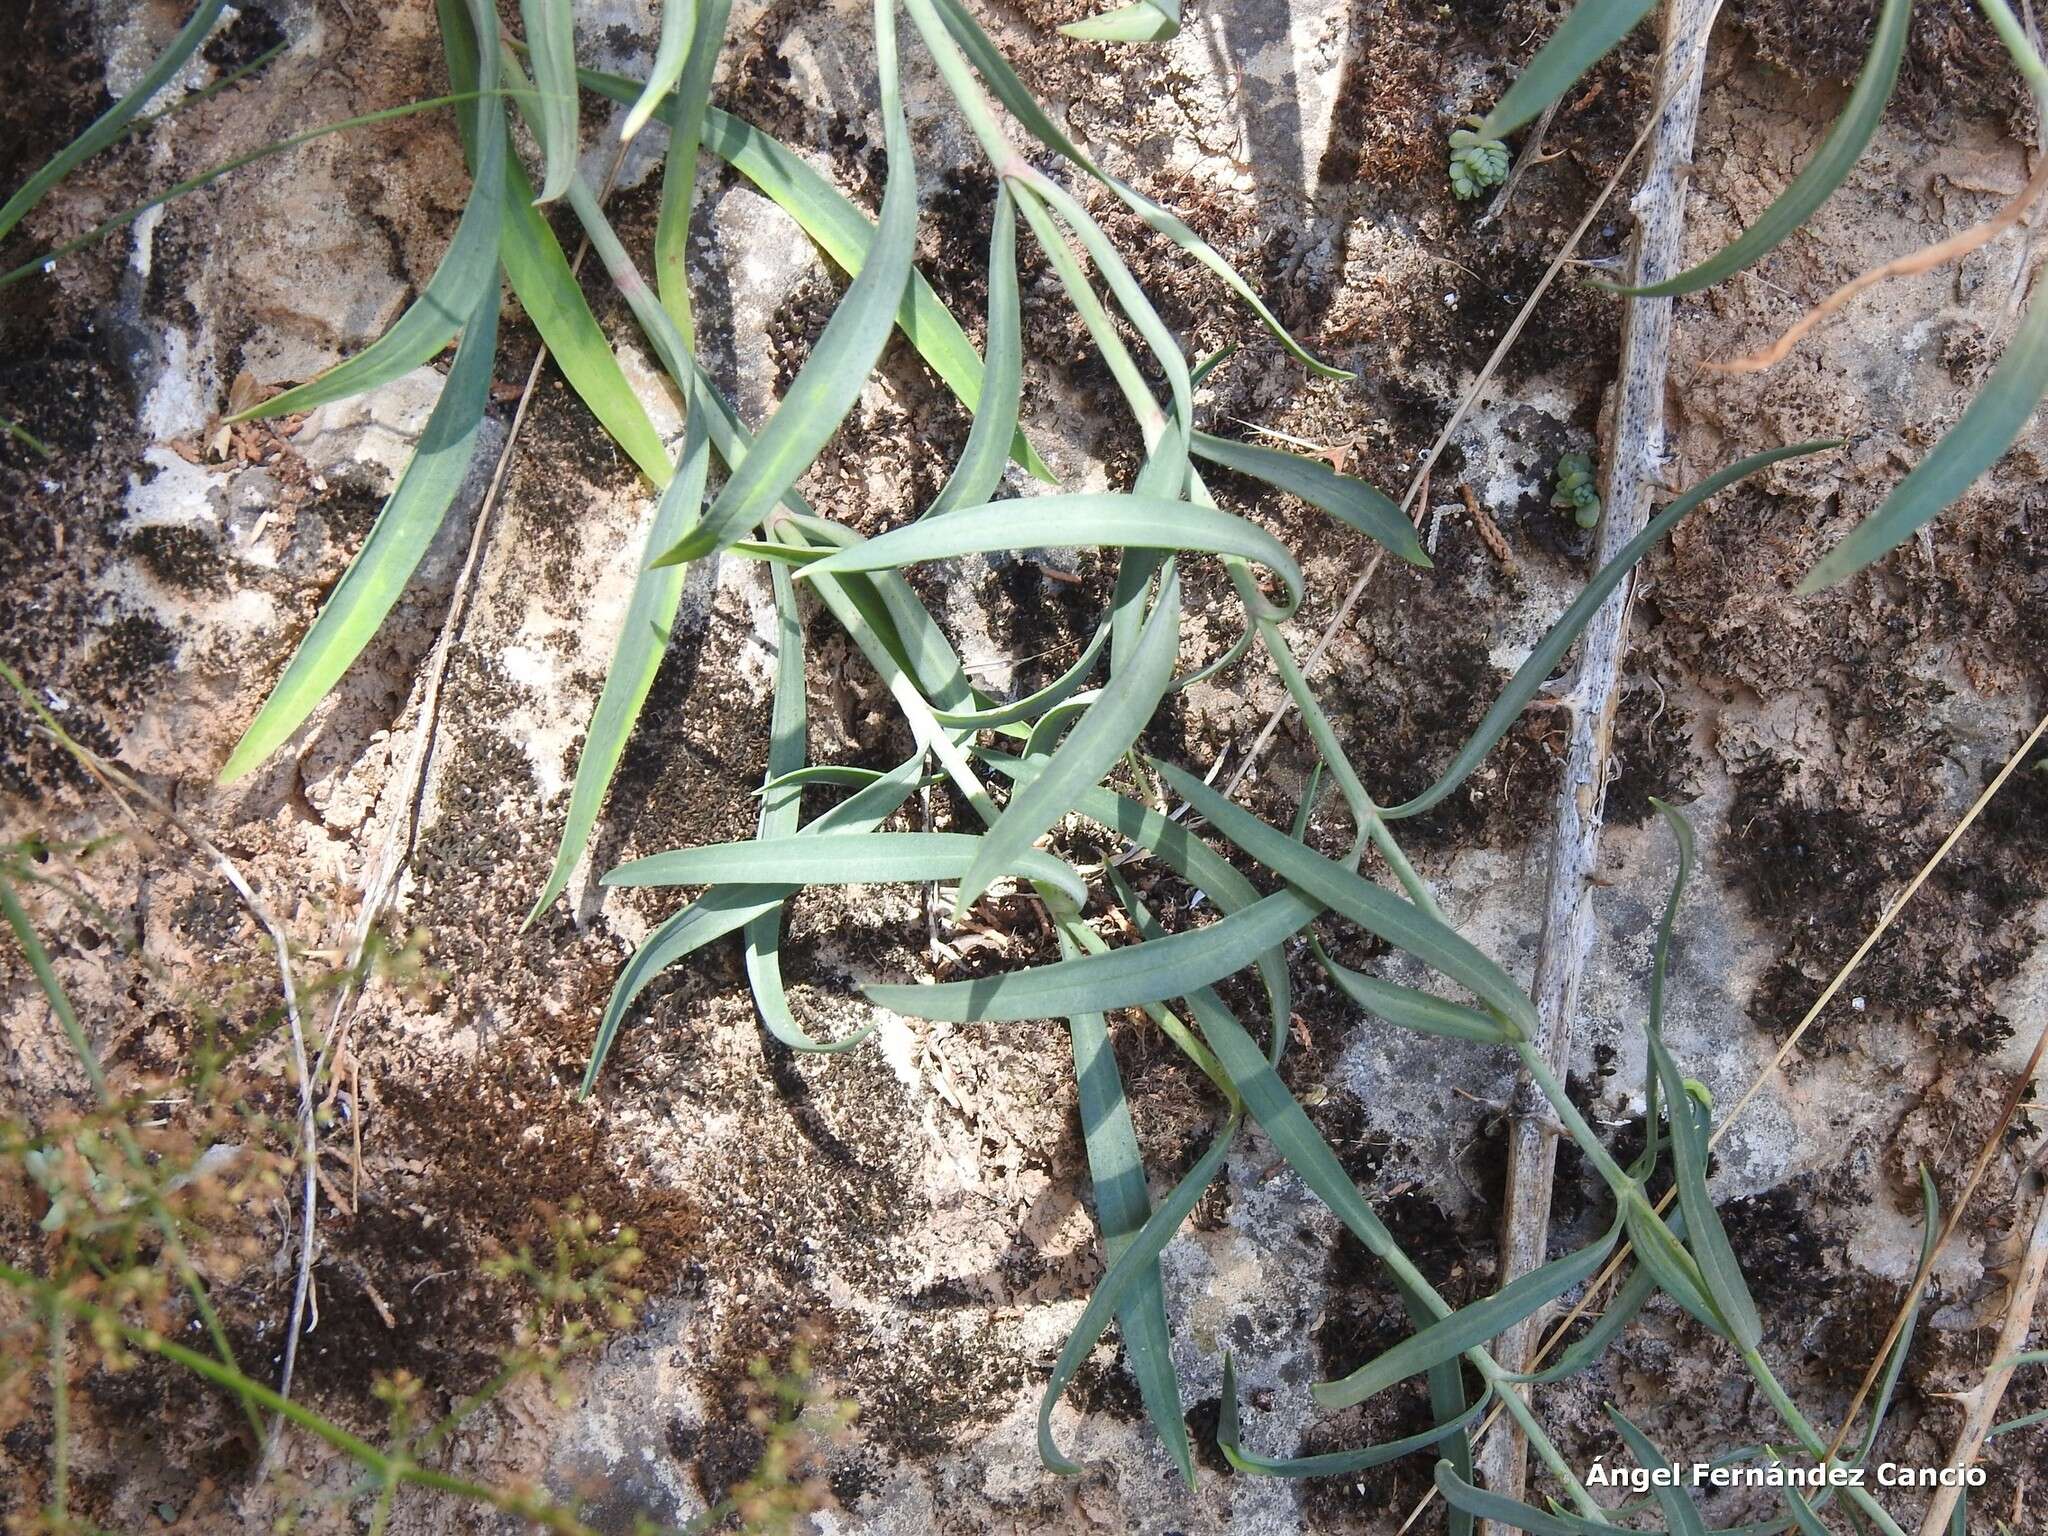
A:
1447 115 1510 200
1552 448 1602 527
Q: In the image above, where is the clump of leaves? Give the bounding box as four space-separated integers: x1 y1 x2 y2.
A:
3 0 2040 1527
1552 449 1601 528
1447 116 1510 200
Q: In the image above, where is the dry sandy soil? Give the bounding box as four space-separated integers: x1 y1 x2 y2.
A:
1 0 2045 1532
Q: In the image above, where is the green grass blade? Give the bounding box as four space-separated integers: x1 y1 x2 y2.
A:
1387 441 1839 820
1039 1115 1239 1473
496 153 673 484
744 562 873 1052
954 564 1181 915
1434 1461 1635 1536
1608 1407 1709 1536
1218 1355 1489 1477
654 0 729 344
518 0 580 203
622 0 698 141
1 876 109 1101
1800 287 2048 591
654 0 917 565
927 622 1108 728
1854 1166 1939 1461
1154 760 1539 1037
1061 0 1179 42
1623 1197 1726 1336
696 104 1049 480
571 59 1053 479
918 0 1349 379
925 185 1022 516
605 831 1084 905
233 56 505 419
1499 1249 1663 1384
1312 939 1512 1044
1052 778 1292 1050
1784 1486 1831 1536
1064 933 1194 1483
869 888 1318 1021
0 0 230 245
525 405 709 924
1478 0 1659 140
583 761 920 1090
1108 427 1187 672
1610 0 1909 298
1646 802 1763 1350
1312 1223 1618 1410
794 493 1305 615
219 281 500 782
1191 430 1427 566
775 513 976 710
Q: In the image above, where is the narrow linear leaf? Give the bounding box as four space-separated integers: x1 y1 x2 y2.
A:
1064 933 1193 1483
219 281 500 782
1623 1197 1726 1336
583 762 919 1090
1313 1223 1618 1410
1499 1248 1663 1385
1313 938 1511 1044
1611 0 1910 298
1040 1117 1238 1473
1388 442 1839 820
605 831 1086 906
653 0 729 343
519 0 580 203
1061 0 1179 42
1434 1460 1638 1536
622 0 698 142
1609 1407 1710 1536
869 888 1317 1022
1154 760 1538 1037
955 564 1181 915
0 0 231 245
795 493 1305 615
928 621 1108 728
655 2 919 565
1105 426 1188 673
526 397 709 925
1647 801 1763 1350
1800 285 2048 591
916 0 1350 379
495 152 673 484
237 15 505 422
925 184 1022 516
1479 0 1659 140
1191 430 1428 566
744 561 869 1053
569 62 1054 479
1219 1354 1490 1478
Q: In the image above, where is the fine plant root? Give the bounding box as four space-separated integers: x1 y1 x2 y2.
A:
1482 0 1718 1508
1710 152 2048 375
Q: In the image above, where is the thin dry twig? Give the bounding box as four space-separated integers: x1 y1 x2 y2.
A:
1826 1010 2048 1461
1917 1173 2048 1535
1211 47 1700 809
1711 154 2048 375
1482 1 1718 1509
1474 97 1564 232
